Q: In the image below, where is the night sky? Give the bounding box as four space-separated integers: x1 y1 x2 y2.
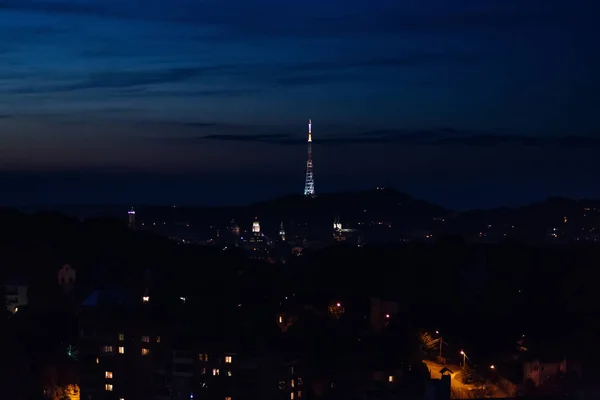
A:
0 0 599 209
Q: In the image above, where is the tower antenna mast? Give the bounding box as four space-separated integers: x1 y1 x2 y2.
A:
303 119 315 196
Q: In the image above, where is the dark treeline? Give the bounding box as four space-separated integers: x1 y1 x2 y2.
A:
1 208 599 383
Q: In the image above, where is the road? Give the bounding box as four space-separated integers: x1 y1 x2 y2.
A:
423 360 507 399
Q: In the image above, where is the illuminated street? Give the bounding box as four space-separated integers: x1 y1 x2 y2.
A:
423 360 507 399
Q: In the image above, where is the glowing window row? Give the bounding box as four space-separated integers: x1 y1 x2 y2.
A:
199 354 233 363
117 333 160 343
198 368 232 376
101 346 148 355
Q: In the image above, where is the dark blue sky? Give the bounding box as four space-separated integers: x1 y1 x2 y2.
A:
0 0 599 209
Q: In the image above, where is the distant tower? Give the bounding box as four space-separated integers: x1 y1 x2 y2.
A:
303 119 315 196
252 218 261 236
128 207 136 229
279 221 286 242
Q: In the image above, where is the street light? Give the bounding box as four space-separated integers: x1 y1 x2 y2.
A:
460 350 466 369
490 365 495 370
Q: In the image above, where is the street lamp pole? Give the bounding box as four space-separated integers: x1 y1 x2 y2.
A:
435 331 443 360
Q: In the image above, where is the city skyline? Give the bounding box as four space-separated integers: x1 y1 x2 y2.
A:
0 0 599 207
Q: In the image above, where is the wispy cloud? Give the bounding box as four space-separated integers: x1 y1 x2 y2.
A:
0 0 598 146
1 0 591 38
4 50 485 96
180 128 600 147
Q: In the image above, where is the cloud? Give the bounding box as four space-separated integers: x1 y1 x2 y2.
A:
199 134 294 143
57 66 232 91
1 0 598 137
4 49 484 96
273 73 358 87
1 0 590 39
180 128 600 147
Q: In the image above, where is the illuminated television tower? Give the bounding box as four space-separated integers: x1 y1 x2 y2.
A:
303 119 315 196
128 207 136 230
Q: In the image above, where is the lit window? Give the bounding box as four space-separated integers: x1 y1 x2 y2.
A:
142 296 150 303
118 346 125 354
105 384 113 392
119 333 124 341
278 316 283 323
142 336 150 343
291 366 294 374
141 348 150 356
290 393 294 400
156 336 161 343
225 397 232 400
298 392 302 398
291 379 295 388
225 356 232 363
278 381 286 390
96 357 100 364
105 371 113 379
297 378 303 386
102 345 113 353
120 398 124 400
201 368 206 375
212 368 220 376
199 353 208 361
227 370 232 377
388 375 394 383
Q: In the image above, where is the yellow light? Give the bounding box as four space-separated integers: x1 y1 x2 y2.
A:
490 365 495 369
460 350 465 355
142 296 150 303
